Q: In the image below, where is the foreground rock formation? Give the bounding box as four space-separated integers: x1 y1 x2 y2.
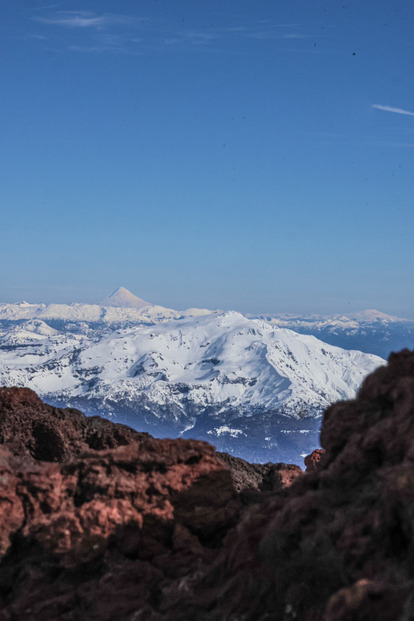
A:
0 387 301 620
0 386 149 461
0 349 414 620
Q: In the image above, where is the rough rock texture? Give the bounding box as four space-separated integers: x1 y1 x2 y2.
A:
2 350 414 620
0 387 148 461
0 386 300 620
304 447 325 472
0 437 241 619
0 386 302 493
168 349 414 620
217 451 303 497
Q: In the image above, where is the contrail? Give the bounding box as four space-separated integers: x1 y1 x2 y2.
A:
372 104 414 117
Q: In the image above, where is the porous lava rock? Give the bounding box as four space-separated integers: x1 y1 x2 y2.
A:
304 447 325 472
0 386 148 461
0 436 241 619
0 386 300 620
218 451 303 497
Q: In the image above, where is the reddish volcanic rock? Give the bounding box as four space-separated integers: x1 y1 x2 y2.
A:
0 449 25 557
0 435 241 619
166 349 414 620
304 448 325 472
218 451 303 496
0 387 306 619
0 386 148 461
260 462 303 492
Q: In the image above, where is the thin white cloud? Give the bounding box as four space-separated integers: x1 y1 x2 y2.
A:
282 33 311 39
30 12 321 56
35 11 138 30
244 29 284 40
243 28 318 41
68 45 109 53
30 3 63 10
68 44 140 56
182 30 219 45
372 104 414 117
23 34 47 40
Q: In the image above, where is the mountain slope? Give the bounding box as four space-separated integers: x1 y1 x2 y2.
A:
101 286 152 308
0 311 383 462
251 309 414 358
0 300 211 329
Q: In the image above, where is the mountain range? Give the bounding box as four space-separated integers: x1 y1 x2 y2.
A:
0 289 387 463
1 287 412 357
249 309 414 358
0 287 211 329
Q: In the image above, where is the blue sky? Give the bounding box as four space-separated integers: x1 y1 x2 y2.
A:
2 0 414 317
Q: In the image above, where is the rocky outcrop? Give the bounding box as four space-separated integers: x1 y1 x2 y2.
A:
0 436 242 619
0 386 148 461
217 451 303 497
304 447 325 471
0 386 300 620
168 349 414 620
0 386 302 492
1 349 414 620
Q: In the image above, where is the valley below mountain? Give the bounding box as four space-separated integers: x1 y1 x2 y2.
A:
0 294 384 463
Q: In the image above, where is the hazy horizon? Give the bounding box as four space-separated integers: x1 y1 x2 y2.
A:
1 284 414 320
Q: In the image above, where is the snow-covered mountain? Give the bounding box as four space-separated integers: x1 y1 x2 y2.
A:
250 310 414 358
2 289 410 358
0 291 211 329
0 308 383 463
101 286 152 309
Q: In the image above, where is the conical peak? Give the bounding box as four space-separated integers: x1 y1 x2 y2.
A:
101 287 152 309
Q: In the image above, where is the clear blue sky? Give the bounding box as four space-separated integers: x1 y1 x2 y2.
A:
2 0 414 317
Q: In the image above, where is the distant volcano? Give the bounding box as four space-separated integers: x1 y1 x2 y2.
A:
101 287 152 309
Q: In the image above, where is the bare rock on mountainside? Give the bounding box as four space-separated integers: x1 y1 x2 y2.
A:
1 349 414 620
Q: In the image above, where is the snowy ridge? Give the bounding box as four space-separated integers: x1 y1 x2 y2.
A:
0 310 383 461
250 310 414 358
0 311 382 411
250 309 408 329
0 291 391 461
0 300 212 326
